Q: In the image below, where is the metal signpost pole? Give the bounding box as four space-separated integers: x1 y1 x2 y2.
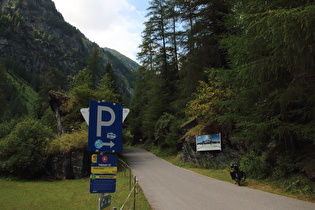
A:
98 152 105 210
82 100 129 210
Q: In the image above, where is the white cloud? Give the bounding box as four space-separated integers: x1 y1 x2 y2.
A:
52 0 146 61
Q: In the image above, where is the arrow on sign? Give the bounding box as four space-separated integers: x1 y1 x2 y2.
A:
103 141 115 148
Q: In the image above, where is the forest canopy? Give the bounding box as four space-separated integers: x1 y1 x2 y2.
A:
129 0 315 181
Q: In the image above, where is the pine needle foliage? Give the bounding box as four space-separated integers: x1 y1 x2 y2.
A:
219 1 315 177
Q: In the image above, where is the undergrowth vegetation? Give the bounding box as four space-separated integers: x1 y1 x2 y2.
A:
0 118 54 178
0 118 88 178
47 129 88 155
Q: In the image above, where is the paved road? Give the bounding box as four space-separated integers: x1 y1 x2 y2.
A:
123 148 315 210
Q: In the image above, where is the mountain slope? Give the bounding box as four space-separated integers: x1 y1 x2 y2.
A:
0 0 138 119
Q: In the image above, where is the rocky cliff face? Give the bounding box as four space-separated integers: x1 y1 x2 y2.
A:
0 0 89 76
0 0 137 94
180 119 243 168
47 150 92 180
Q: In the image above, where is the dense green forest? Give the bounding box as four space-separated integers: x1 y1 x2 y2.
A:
0 0 315 192
128 0 315 184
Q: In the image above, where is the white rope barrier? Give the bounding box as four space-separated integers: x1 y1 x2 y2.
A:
120 177 138 210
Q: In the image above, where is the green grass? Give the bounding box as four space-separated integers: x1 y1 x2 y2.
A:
0 171 151 210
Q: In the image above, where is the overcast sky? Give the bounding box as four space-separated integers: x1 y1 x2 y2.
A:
51 0 150 62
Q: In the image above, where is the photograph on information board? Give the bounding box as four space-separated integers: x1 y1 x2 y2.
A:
196 133 221 151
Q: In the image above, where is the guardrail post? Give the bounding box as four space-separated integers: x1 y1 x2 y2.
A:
130 168 132 190
133 176 137 210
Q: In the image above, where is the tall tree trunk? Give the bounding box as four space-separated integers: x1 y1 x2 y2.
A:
54 106 64 136
49 91 66 136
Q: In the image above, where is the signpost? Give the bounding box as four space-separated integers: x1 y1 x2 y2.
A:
82 100 129 209
88 101 123 152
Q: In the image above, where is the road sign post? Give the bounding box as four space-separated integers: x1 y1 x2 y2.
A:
82 100 129 209
88 101 123 152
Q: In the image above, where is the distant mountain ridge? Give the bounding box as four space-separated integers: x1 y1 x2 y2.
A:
0 0 138 117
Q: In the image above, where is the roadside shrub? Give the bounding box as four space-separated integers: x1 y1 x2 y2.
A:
0 119 18 139
0 118 54 178
154 113 180 153
239 151 270 179
283 175 315 195
271 153 297 179
46 129 87 155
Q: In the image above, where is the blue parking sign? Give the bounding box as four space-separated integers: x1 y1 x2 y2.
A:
88 101 123 152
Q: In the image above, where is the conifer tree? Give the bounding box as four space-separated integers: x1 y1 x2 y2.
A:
104 63 120 98
36 67 67 118
128 67 150 143
0 59 5 121
177 0 230 104
95 63 121 103
133 0 231 146
86 45 102 88
220 0 315 174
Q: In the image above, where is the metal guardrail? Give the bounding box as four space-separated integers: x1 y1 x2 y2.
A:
115 158 138 210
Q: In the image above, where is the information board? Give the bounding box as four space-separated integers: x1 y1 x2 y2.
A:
90 154 118 193
196 133 222 151
90 175 116 193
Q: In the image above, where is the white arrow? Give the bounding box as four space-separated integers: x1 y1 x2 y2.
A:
103 141 115 148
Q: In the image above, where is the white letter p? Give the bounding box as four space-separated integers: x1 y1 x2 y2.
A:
97 106 115 137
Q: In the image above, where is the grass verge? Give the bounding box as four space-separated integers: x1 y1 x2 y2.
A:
0 171 151 210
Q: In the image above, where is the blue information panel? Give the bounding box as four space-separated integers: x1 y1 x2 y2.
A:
90 154 118 193
90 174 116 193
88 101 123 152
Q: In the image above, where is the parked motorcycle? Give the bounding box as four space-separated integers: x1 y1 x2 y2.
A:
230 163 246 186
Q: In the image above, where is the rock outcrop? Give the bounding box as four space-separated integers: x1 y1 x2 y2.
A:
181 134 242 168
47 150 91 180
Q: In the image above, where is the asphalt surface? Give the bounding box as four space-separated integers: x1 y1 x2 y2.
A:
123 148 315 210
